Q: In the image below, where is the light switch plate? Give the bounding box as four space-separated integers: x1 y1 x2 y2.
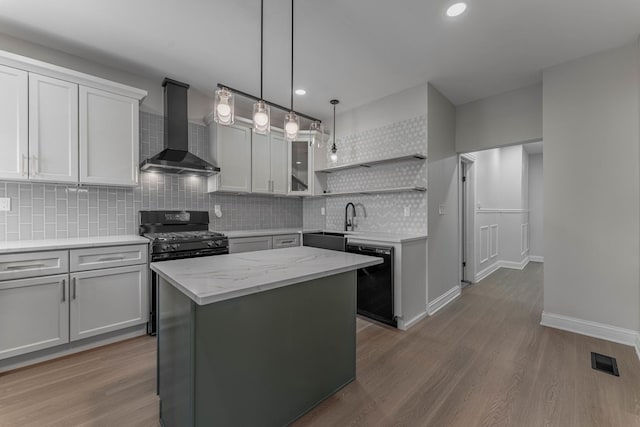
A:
321 207 325 215
404 206 410 217
439 204 446 215
213 204 222 218
0 197 10 212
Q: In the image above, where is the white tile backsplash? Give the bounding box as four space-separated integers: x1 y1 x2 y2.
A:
306 115 428 235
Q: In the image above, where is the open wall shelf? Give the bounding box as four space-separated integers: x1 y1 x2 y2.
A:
319 186 426 197
316 153 426 173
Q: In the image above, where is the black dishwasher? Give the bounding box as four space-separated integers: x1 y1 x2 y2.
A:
346 243 396 327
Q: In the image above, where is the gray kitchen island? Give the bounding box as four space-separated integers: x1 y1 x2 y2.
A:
151 246 382 427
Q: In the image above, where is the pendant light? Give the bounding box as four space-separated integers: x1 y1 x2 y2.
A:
330 99 339 162
309 120 324 148
284 0 300 141
253 0 270 134
214 87 234 125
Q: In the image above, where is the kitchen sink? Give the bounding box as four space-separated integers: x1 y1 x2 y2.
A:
303 232 347 251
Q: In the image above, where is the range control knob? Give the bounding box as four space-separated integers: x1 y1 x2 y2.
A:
171 244 180 251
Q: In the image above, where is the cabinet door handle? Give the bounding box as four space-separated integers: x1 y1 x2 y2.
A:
6 263 46 270
97 256 126 262
22 154 28 176
62 279 66 302
33 156 39 175
72 277 77 300
279 240 294 245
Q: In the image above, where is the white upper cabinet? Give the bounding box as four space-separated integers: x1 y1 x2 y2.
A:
251 131 287 195
0 50 146 186
29 73 79 183
270 132 287 195
288 138 313 196
79 86 139 187
251 132 271 194
208 122 252 193
0 64 28 181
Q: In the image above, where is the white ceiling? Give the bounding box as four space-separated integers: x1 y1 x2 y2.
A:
0 0 639 120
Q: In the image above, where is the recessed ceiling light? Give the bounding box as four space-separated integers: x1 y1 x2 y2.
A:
295 89 306 95
446 2 467 17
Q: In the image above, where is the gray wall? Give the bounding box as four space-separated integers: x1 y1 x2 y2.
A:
427 84 459 303
528 153 543 259
0 112 302 241
543 42 640 331
456 83 542 153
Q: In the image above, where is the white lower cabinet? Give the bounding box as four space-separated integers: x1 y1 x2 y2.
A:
0 274 69 360
70 264 148 341
229 236 273 254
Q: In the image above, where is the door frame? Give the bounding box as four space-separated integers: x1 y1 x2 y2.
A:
459 153 476 286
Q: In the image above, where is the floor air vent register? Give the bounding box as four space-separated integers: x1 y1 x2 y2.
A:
591 352 619 376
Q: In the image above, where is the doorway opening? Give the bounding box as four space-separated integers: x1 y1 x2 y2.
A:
459 142 543 286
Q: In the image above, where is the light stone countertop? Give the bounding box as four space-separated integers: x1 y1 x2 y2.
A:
0 235 150 254
218 228 427 244
151 246 382 305
219 228 320 238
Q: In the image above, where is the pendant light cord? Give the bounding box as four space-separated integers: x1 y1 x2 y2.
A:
333 102 336 148
260 0 264 100
290 0 294 111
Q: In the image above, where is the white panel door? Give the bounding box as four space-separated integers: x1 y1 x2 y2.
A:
70 265 148 341
251 132 271 194
29 73 79 183
79 86 139 187
216 123 251 192
270 132 287 195
0 64 28 180
0 274 69 360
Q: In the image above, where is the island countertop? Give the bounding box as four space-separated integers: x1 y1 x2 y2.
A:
151 246 382 305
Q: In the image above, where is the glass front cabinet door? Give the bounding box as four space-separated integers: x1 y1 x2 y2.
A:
288 138 313 196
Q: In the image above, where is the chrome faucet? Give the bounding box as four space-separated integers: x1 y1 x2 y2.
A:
345 202 356 231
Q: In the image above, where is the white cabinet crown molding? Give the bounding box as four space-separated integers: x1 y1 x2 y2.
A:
0 49 147 101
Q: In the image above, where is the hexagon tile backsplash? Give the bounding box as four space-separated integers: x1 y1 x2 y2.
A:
305 115 428 235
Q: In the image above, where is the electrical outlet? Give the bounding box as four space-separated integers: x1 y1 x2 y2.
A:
0 198 10 212
439 204 446 215
321 207 325 215
404 206 410 217
213 204 222 218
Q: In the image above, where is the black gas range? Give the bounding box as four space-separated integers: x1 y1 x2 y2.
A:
140 210 229 262
139 210 229 335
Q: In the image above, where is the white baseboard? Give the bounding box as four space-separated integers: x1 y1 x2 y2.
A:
529 255 544 262
475 262 501 282
428 285 461 315
499 257 530 270
398 310 429 331
541 312 639 349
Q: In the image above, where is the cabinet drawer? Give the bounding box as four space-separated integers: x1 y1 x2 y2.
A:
70 244 148 272
228 236 273 254
272 234 300 248
0 251 68 281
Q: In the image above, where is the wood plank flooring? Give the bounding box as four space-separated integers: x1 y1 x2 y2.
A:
1 262 639 426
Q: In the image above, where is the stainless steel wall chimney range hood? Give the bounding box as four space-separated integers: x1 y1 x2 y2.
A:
139 78 220 176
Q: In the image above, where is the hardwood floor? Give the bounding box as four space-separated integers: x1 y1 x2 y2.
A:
1 262 639 426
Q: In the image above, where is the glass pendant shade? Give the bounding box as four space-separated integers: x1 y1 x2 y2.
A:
330 143 338 162
284 111 300 141
214 87 234 125
252 100 270 134
309 121 324 148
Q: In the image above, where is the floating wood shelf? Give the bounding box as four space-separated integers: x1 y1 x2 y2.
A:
316 153 426 173
319 186 427 197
